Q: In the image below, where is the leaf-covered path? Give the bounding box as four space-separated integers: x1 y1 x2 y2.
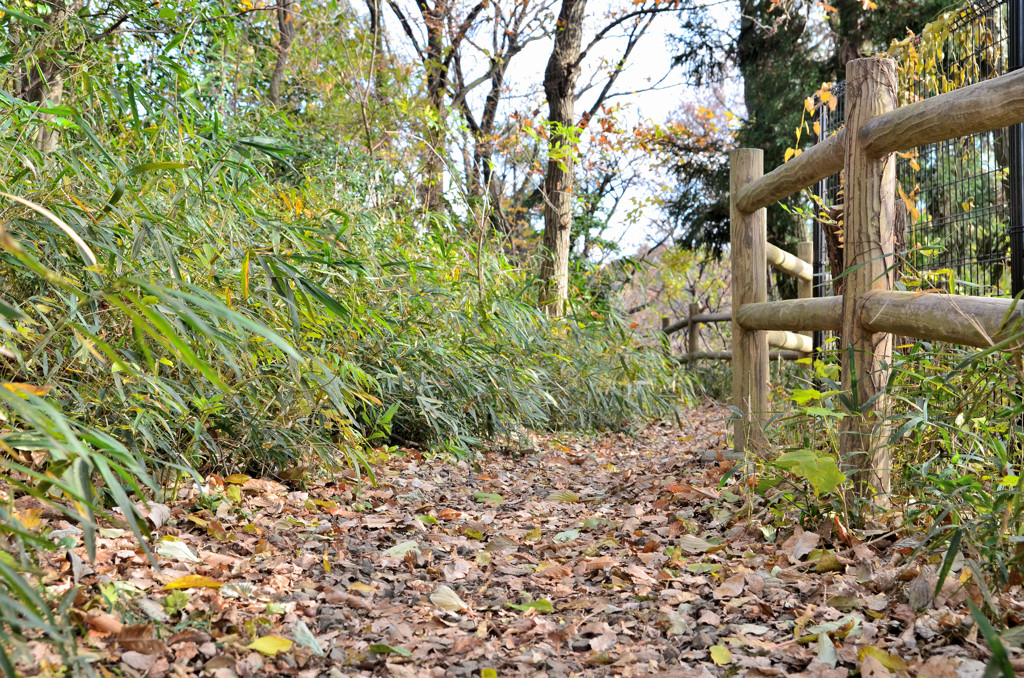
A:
24 403 1024 676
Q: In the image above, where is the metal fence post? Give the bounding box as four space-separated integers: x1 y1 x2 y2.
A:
1010 0 1024 296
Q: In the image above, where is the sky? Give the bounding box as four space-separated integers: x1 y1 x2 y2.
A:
375 1 739 255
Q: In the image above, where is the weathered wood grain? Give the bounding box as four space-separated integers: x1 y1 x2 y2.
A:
840 58 897 506
735 297 843 332
662 312 731 336
861 67 1024 157
767 243 813 282
766 330 812 353
797 241 814 361
734 130 845 214
861 291 1024 348
677 350 801 362
730 148 769 458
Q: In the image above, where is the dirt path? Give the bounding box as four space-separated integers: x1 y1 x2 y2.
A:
22 403 1023 676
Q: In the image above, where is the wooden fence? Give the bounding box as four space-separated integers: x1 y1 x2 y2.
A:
730 57 1024 505
664 243 814 362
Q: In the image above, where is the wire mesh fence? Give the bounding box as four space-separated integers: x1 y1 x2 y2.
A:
813 0 1021 306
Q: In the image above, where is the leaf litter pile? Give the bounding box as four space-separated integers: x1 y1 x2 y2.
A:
9 403 1024 677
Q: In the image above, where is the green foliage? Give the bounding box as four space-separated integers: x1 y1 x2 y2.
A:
888 343 1024 593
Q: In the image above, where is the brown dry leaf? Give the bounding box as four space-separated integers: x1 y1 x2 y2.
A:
121 651 158 672
87 611 123 635
917 656 959 678
116 623 166 654
782 525 820 560
535 564 572 579
860 655 892 678
714 573 746 599
139 502 171 529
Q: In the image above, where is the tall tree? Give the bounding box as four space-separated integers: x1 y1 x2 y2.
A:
537 0 588 315
384 0 488 211
269 0 299 107
536 0 676 315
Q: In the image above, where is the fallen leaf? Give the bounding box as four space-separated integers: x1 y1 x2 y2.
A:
782 525 820 560
163 574 223 590
293 620 324 656
116 623 166 654
507 599 554 613
155 537 200 563
369 643 412 657
121 651 157 672
247 635 293 656
430 585 470 613
714 573 746 599
710 645 732 666
383 540 421 557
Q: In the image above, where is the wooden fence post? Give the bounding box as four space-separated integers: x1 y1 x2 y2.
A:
798 240 813 364
688 302 700 356
730 149 769 457
840 58 898 505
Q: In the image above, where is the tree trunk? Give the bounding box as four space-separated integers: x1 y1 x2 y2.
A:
538 0 586 316
269 0 298 107
18 1 82 153
418 5 448 212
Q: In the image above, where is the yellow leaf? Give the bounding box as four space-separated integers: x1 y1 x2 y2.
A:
813 121 821 136
348 582 375 594
224 474 251 485
2 383 51 396
784 147 796 163
710 645 732 665
247 635 293 656
909 158 920 171
15 509 42 530
859 646 908 671
164 575 224 590
804 97 815 114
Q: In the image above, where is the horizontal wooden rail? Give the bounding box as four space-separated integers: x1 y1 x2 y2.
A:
766 243 813 282
733 291 1024 349
861 68 1024 157
861 291 1024 348
663 311 731 335
676 350 802 363
766 330 812 353
735 297 843 333
734 130 845 214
